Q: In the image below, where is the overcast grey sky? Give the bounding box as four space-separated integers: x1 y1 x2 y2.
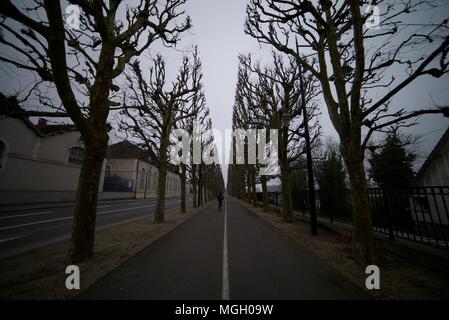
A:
1 0 448 184
159 0 449 181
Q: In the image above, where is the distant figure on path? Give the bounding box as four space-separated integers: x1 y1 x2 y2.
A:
217 191 224 211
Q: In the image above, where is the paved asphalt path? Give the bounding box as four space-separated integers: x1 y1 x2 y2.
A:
80 195 368 300
0 197 188 259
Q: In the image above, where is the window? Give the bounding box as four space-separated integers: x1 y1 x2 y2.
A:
0 139 7 172
68 147 83 164
105 165 112 176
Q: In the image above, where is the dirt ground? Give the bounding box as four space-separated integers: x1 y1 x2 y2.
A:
0 205 205 300
238 200 449 300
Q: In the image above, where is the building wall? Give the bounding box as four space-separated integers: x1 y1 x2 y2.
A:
135 160 157 199
0 116 36 158
104 157 185 199
411 135 449 226
105 158 138 185
0 117 105 205
38 132 82 162
131 160 183 199
0 117 187 205
414 138 449 186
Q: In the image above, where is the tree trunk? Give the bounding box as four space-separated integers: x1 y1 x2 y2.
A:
69 41 113 263
69 140 106 262
251 168 257 207
198 164 203 206
204 175 209 202
342 143 377 265
192 164 198 208
261 175 269 211
279 127 293 222
280 160 293 222
197 166 201 206
246 171 251 202
180 164 186 213
154 163 167 223
154 134 170 224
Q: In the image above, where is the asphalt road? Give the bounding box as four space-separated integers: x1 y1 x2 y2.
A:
80 195 368 300
0 197 188 259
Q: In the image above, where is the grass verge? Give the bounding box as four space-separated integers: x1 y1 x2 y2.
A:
237 198 449 299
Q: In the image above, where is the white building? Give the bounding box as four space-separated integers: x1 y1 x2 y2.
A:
411 127 449 227
103 141 184 199
0 114 187 205
0 116 106 205
414 127 449 186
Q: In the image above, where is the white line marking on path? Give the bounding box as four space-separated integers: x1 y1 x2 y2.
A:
0 205 154 231
97 205 152 215
0 236 24 244
222 194 230 300
0 211 53 220
0 216 72 231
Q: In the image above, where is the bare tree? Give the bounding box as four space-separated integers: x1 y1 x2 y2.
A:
118 53 200 223
190 105 210 208
232 69 256 206
0 0 190 262
174 47 207 213
196 117 215 205
246 0 449 263
234 52 320 221
227 119 249 200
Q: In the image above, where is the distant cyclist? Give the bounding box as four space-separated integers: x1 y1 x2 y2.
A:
217 191 224 211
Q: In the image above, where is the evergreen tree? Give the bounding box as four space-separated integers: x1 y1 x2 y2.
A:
316 149 347 219
290 168 307 211
369 132 416 189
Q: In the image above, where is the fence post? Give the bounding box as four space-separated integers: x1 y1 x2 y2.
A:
384 189 395 240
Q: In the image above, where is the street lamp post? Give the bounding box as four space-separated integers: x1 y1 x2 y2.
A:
296 39 318 235
280 110 292 221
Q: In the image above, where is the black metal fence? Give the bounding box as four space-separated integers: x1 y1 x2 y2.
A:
256 186 449 250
